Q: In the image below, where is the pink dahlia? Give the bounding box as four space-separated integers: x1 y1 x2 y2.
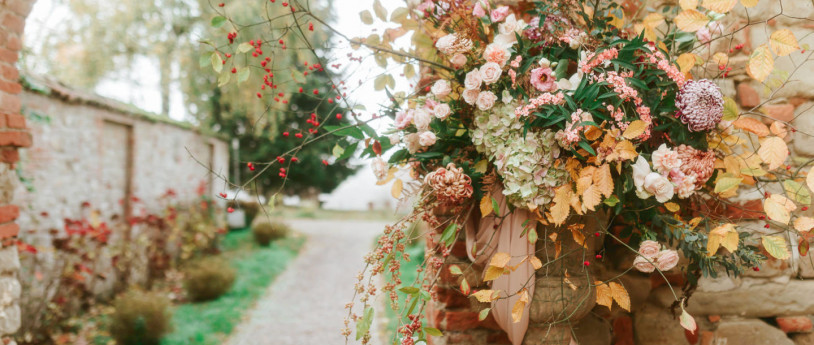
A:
530 67 557 92
675 144 715 188
675 79 724 132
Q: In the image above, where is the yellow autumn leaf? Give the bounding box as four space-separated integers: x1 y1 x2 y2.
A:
757 136 788 171
740 0 758 7
483 266 505 282
480 194 494 218
609 282 631 312
712 52 729 67
594 164 614 198
773 194 798 212
733 117 770 136
473 160 488 174
582 184 603 212
530 256 543 270
577 166 596 195
675 9 709 32
472 289 498 302
664 202 680 212
708 223 739 256
595 282 613 310
676 53 697 72
570 225 588 249
770 121 788 139
714 176 742 194
490 252 512 268
808 170 814 195
794 217 814 233
764 195 792 224
623 120 647 139
391 179 403 198
746 45 774 82
642 13 665 29
679 0 698 9
762 235 790 260
511 289 529 323
553 240 562 259
550 185 572 226
703 0 737 13
770 29 800 57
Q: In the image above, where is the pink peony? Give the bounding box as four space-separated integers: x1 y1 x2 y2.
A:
394 110 413 129
655 250 679 271
530 67 557 92
633 256 656 273
638 240 661 258
490 6 510 22
483 43 510 67
651 144 681 174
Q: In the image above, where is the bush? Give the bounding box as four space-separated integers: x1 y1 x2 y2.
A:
110 289 172 345
183 257 236 302
251 219 289 246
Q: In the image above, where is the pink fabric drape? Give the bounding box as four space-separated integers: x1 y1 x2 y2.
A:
465 185 535 345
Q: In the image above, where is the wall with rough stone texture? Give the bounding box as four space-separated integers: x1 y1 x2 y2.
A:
15 80 230 246
0 0 37 342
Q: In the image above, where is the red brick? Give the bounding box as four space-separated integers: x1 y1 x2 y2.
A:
764 104 795 122
651 272 685 288
737 83 760 108
0 223 19 239
6 35 21 52
5 114 25 129
0 63 18 82
2 13 25 34
0 93 21 113
0 205 19 223
0 47 18 64
708 315 721 323
8 0 36 16
0 80 21 95
486 331 512 344
613 315 634 345
436 286 470 309
450 239 468 258
0 131 32 147
776 316 813 333
0 148 18 164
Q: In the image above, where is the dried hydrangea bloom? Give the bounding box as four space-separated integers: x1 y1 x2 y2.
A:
675 144 715 188
425 163 474 205
675 79 724 132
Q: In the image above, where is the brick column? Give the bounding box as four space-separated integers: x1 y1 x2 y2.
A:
0 0 37 342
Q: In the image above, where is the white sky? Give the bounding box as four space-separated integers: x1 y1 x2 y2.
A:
25 0 413 210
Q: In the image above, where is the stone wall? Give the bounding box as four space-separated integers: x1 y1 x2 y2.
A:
0 0 37 342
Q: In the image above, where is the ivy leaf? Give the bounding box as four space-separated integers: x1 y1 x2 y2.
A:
211 16 227 28
746 45 774 82
675 9 709 32
770 29 800 57
757 136 788 171
762 235 790 260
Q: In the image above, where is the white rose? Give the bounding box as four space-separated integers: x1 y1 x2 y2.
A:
632 156 651 192
479 62 503 85
435 34 457 54
462 88 480 105
464 70 482 90
498 14 526 36
388 133 400 145
404 133 421 153
431 80 451 98
643 172 675 203
412 109 432 131
418 131 437 146
476 91 497 111
371 157 387 180
434 103 451 119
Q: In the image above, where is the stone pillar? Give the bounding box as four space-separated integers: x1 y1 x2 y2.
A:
0 0 37 342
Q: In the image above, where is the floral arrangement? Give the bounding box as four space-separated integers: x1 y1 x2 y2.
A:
204 0 813 344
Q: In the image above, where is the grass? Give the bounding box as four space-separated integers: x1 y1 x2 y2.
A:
160 228 304 345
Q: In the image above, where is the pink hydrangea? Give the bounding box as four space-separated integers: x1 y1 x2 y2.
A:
530 67 557 92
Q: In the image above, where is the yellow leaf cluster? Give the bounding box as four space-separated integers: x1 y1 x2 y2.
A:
747 45 774 82
675 9 709 32
707 223 739 256
595 281 630 311
770 29 800 57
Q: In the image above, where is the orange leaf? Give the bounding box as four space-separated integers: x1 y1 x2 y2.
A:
733 117 770 136
675 9 709 32
595 282 613 310
757 136 788 171
609 282 631 312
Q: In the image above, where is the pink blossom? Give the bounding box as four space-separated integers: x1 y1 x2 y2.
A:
450 53 467 68
416 0 435 13
472 2 487 17
655 250 679 271
395 110 413 129
483 43 510 67
490 6 510 22
530 67 557 92
633 256 656 273
638 240 661 258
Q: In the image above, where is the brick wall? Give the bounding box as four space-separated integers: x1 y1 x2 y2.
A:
0 0 37 342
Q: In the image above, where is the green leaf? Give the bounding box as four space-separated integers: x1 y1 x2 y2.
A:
237 42 253 53
237 68 250 83
324 125 364 139
290 66 306 84
714 177 742 194
217 70 231 87
199 52 212 68
424 327 443 337
784 180 811 205
448 265 463 275
762 235 790 260
528 227 538 244
399 286 420 294
211 16 227 28
332 144 345 158
338 142 359 161
440 223 458 246
722 97 739 121
478 308 491 321
603 195 620 206
360 10 374 25
491 197 500 217
211 52 223 73
355 307 374 340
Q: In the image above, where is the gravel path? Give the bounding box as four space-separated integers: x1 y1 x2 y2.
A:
226 218 389 345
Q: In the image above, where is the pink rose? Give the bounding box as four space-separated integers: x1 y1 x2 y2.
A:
479 62 502 85
431 80 451 98
371 157 387 180
633 256 656 273
638 240 661 258
483 43 510 67
450 53 468 68
413 109 432 131
490 6 510 22
530 67 557 92
476 91 497 111
394 110 413 129
464 70 482 90
434 103 451 119
462 88 480 105
418 131 437 146
472 1 487 17
655 250 679 271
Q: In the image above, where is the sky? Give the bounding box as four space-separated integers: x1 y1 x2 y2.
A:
24 0 412 210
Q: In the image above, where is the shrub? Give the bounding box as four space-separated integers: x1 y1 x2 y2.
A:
251 219 290 246
110 289 172 345
183 257 236 302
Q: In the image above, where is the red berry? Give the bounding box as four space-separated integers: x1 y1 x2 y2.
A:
227 207 234 213
764 224 771 228
759 215 765 220
595 254 602 259
313 89 319 95
283 132 289 137
291 157 299 162
583 261 590 266
295 133 303 138
803 207 809 211
257 93 262 98
322 159 329 166
594 232 600 237
218 192 227 198
336 114 342 120
753 267 760 271
218 2 224 6
231 67 237 73
299 87 303 93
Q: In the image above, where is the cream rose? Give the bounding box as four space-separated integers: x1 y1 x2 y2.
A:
450 53 467 68
638 240 661 258
404 133 421 153
388 133 400 145
462 88 480 105
434 103 451 120
655 250 679 271
479 62 503 84
483 43 510 67
476 91 497 111
464 70 483 90
371 157 387 180
643 172 675 203
633 256 656 273
651 144 681 174
418 131 437 146
431 80 451 98
412 109 432 131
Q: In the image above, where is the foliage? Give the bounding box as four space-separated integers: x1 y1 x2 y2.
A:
251 219 290 246
183 257 237 302
110 289 173 345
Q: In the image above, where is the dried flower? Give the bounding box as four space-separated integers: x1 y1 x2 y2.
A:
425 163 474 204
676 79 724 132
435 34 473 55
675 144 715 188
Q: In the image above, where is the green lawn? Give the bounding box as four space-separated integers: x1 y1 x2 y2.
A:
160 229 304 345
